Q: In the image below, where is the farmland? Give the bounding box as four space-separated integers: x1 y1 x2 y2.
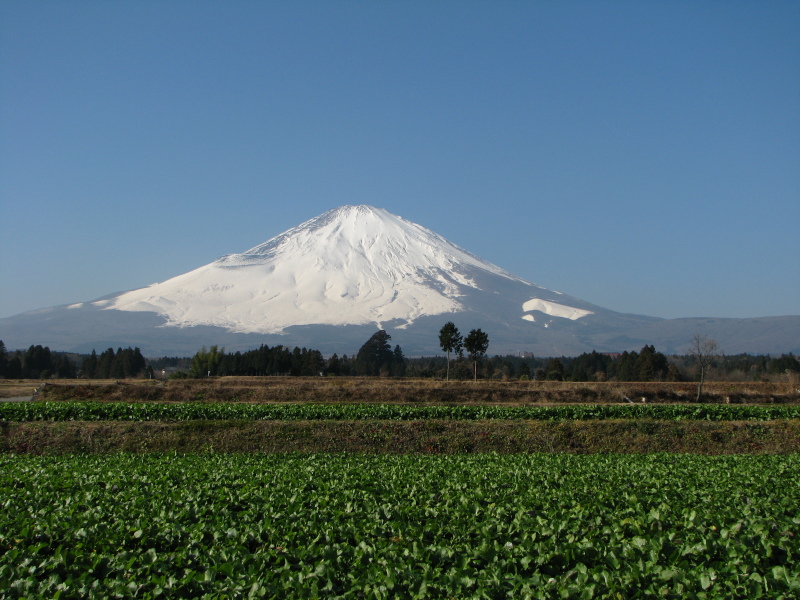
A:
2 453 799 599
3 400 800 423
1 377 798 597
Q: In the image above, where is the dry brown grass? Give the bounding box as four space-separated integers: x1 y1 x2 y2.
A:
27 376 800 404
0 380 47 398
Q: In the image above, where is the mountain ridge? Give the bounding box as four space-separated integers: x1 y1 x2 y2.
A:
1 205 798 356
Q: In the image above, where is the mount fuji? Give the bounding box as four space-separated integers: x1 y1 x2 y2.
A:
2 205 798 356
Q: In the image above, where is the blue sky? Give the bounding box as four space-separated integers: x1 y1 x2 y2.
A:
1 0 798 320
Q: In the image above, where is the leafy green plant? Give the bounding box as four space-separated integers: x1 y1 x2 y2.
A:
1 453 798 598
2 401 799 422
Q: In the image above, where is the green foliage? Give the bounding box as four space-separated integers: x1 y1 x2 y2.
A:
220 345 327 376
438 322 462 356
189 345 225 378
3 345 78 379
3 401 799 422
766 353 800 374
355 330 402 376
4 355 22 379
463 328 489 359
546 358 565 381
1 453 798 598
81 347 146 379
463 329 489 380
438 322 463 381
392 345 406 377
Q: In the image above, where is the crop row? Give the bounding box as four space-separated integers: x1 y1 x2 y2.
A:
2 401 800 422
1 453 798 599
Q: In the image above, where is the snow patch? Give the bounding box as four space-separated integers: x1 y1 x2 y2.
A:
522 298 593 321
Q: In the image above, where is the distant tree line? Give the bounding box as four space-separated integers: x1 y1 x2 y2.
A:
404 348 798 383
80 347 151 379
148 356 193 373
0 342 76 379
1 337 797 383
185 331 406 378
670 351 799 383
181 346 796 382
0 342 153 380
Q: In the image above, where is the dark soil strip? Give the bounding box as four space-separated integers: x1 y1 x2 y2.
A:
2 419 798 455
38 378 799 405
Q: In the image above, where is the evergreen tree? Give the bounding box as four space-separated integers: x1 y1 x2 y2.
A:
392 345 406 377
132 348 147 377
0 340 6 379
635 345 668 381
82 350 98 379
5 355 22 379
110 348 126 379
22 345 53 379
52 354 75 378
545 358 565 381
291 347 303 376
569 351 612 382
339 354 354 376
302 349 325 376
326 353 342 376
438 322 462 381
769 353 800 374
96 349 115 379
615 351 638 381
355 330 395 376
463 329 489 381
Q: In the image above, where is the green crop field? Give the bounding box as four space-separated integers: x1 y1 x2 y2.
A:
1 453 798 599
2 401 800 422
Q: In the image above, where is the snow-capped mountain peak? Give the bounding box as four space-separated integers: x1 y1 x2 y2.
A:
110 205 547 333
217 205 519 279
4 205 797 356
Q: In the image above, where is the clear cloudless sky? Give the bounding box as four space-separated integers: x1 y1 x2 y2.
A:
1 0 798 320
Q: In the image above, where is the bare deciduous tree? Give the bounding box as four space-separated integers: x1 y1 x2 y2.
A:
689 334 719 401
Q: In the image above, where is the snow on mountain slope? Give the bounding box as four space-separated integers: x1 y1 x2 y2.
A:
522 299 593 321
108 205 590 334
4 204 797 356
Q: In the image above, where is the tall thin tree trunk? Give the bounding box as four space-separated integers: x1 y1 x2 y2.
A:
696 365 705 402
